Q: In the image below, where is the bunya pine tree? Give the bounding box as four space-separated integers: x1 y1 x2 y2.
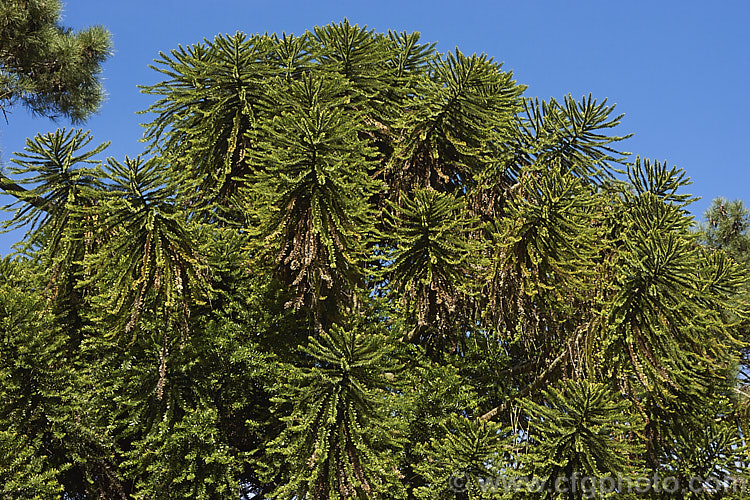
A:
1 12 748 499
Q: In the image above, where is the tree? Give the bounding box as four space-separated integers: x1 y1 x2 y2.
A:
697 198 750 384
1 19 747 499
385 188 484 350
246 72 381 324
0 0 112 239
697 197 750 466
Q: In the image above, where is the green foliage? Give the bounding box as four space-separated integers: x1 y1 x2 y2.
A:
0 257 123 497
387 49 523 193
488 166 597 319
516 94 630 180
312 20 392 102
123 406 241 500
602 176 741 405
657 414 747 497
385 188 483 348
140 32 277 206
0 17 747 500
696 197 750 440
0 258 65 498
247 72 381 321
699 198 750 264
81 155 207 336
412 415 509 499
261 324 405 499
0 430 65 499
522 379 643 499
0 0 111 122
2 129 108 255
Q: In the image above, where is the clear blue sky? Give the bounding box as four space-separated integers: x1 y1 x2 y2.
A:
1 0 748 255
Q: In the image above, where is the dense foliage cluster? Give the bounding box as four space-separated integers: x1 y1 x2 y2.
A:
1 8 749 499
0 0 110 122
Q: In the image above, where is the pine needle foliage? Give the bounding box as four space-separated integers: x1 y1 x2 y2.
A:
697 198 750 377
0 0 111 123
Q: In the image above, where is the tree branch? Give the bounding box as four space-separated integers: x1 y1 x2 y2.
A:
0 172 47 210
480 323 589 421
